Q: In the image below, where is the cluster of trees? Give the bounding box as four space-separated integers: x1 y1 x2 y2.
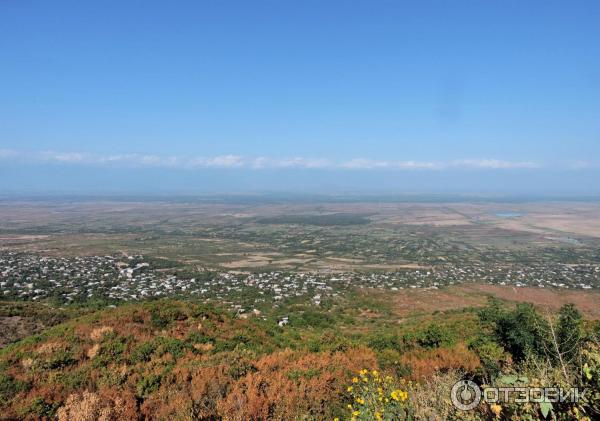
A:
476 299 599 419
480 299 584 366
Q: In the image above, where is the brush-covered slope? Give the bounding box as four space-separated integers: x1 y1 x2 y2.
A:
0 300 384 420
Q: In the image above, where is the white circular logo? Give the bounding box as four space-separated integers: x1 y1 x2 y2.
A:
451 380 481 411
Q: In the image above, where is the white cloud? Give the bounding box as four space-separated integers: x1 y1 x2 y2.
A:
39 151 88 163
392 160 440 170
242 156 333 169
451 159 540 169
0 149 18 159
273 157 332 169
188 155 245 168
337 158 537 170
339 159 391 169
0 149 551 171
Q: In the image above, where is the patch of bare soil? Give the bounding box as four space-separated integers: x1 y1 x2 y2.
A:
466 284 600 319
389 286 485 316
387 284 600 319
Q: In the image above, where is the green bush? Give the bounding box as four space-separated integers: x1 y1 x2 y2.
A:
150 305 187 329
469 335 505 379
0 373 29 405
136 374 162 398
130 341 156 363
368 333 401 351
289 310 334 329
556 303 583 363
186 331 213 345
154 337 188 359
417 323 455 348
41 350 77 370
19 397 59 418
92 335 129 368
480 302 548 362
54 368 90 390
307 331 351 353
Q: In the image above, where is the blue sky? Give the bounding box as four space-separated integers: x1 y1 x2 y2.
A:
1 1 599 194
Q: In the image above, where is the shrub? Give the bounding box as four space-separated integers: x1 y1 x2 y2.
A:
400 343 481 379
41 350 77 370
217 348 378 420
368 334 401 351
482 302 548 362
0 373 29 405
56 390 137 421
469 335 506 380
408 370 481 420
130 341 156 363
154 337 188 359
289 310 334 329
186 331 213 345
556 303 583 364
417 323 455 349
343 369 412 420
136 374 162 398
308 331 351 353
150 305 186 329
92 335 128 368
20 396 60 418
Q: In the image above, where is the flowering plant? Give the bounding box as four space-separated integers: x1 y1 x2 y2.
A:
338 369 413 420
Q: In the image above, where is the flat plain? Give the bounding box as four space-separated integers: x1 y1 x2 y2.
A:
2 198 600 271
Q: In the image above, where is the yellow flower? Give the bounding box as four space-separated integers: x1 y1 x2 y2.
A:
490 404 502 417
362 377 368 383
360 369 368 375
355 397 365 405
347 404 353 409
347 386 353 392
334 418 340 421
352 410 360 416
352 377 359 383
391 389 408 402
375 411 382 420
372 370 379 377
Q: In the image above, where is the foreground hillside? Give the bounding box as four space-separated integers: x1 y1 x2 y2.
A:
0 300 384 419
0 298 599 420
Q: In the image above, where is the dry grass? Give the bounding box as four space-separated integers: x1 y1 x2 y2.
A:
90 326 114 342
385 284 600 319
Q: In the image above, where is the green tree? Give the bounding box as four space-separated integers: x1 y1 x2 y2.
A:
556 303 583 364
494 303 548 362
